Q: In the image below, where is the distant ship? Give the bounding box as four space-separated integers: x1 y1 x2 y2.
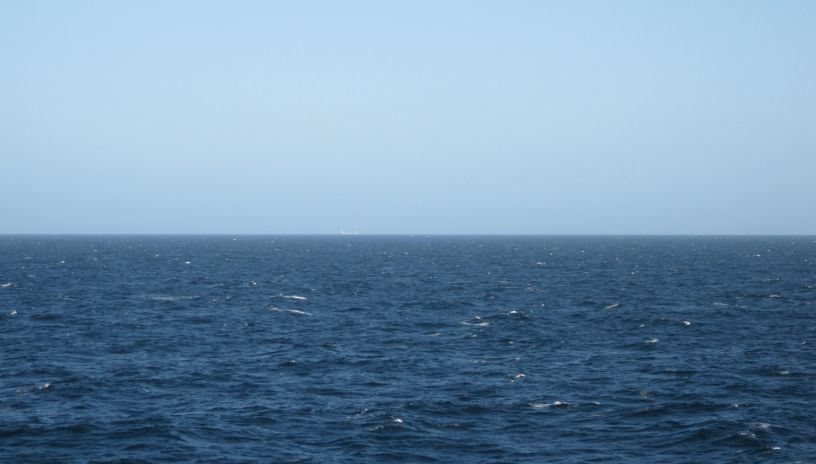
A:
339 225 360 235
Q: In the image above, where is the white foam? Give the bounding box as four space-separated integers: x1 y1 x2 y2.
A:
268 306 313 316
531 400 573 409
646 337 659 344
682 320 692 326
604 303 620 310
460 321 490 327
281 294 308 301
0 283 11 288
9 309 17 317
286 309 313 316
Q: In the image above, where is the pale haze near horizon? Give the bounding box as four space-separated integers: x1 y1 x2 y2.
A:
1 1 814 235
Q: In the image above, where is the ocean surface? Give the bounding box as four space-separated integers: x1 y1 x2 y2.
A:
1 236 814 463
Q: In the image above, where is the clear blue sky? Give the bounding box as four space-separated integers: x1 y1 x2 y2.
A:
1 1 814 234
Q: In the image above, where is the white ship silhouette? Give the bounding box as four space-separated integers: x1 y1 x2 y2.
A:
339 225 360 235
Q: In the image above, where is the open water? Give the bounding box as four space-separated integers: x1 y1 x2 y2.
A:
1 236 814 463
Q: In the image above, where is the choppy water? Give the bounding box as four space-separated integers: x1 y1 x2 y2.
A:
1 236 815 463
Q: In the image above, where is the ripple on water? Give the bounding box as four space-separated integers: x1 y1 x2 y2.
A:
1 236 814 463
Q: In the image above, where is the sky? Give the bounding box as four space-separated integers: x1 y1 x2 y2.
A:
1 1 814 234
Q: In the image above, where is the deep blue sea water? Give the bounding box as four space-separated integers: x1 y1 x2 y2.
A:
1 236 814 463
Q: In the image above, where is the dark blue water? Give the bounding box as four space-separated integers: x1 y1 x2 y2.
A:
1 236 815 463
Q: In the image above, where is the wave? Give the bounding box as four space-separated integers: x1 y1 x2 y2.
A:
268 306 313 316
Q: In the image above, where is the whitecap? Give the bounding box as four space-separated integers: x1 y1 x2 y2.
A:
268 306 313 316
460 321 489 327
531 401 573 409
604 303 620 310
740 431 758 441
9 309 18 317
286 309 313 316
281 294 308 301
352 408 369 417
0 282 12 288
682 320 692 326
646 337 659 344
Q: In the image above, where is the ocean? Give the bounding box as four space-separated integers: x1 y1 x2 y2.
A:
1 235 814 463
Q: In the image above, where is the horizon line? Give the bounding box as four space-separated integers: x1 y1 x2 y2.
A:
1 233 814 237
